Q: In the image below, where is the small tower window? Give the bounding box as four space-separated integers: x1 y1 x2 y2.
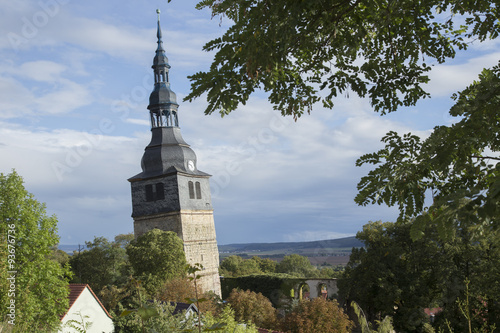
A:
156 183 165 200
145 184 154 201
145 183 164 202
188 181 195 199
195 182 202 199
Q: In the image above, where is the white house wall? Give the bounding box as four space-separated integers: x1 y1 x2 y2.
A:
59 288 113 333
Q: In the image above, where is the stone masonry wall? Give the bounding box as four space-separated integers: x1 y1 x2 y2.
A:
133 210 221 296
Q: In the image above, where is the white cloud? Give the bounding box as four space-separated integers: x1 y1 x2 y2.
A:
0 122 139 183
0 76 35 118
18 60 67 82
57 17 151 61
428 52 500 97
36 79 91 114
0 1 217 69
0 60 92 117
125 118 149 126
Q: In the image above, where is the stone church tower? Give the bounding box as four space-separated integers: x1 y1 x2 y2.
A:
128 11 221 296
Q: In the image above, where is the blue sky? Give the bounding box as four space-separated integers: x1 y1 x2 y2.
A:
0 0 499 245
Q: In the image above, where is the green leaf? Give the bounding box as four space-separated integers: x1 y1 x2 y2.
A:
120 309 136 317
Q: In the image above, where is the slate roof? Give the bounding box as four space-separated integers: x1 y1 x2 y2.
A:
169 301 199 315
62 284 112 320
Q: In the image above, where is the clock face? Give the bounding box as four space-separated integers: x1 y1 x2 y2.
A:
187 160 195 171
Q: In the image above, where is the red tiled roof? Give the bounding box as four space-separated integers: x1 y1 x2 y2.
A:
61 284 112 320
424 307 442 316
67 284 86 311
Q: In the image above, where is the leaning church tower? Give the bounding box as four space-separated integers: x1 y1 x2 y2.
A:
128 10 221 296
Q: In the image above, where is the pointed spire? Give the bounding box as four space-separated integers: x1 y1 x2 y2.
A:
153 9 168 69
156 9 164 53
148 9 179 128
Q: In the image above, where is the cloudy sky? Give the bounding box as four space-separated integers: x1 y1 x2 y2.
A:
0 0 499 245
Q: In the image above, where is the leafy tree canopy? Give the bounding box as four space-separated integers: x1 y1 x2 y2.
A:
276 254 317 277
338 221 447 331
250 256 277 274
203 305 259 333
220 255 262 276
226 288 278 329
126 229 187 293
154 276 196 303
339 220 500 331
355 63 500 239
282 297 353 333
114 233 134 248
181 0 500 118
0 170 71 331
111 278 197 333
69 236 131 294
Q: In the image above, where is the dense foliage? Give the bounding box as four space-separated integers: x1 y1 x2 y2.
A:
221 274 303 308
127 229 188 293
276 254 317 277
110 278 198 333
339 220 500 332
226 289 278 329
339 221 444 331
282 297 353 333
220 254 340 278
220 255 266 276
182 0 500 118
350 63 500 331
203 305 259 333
70 235 131 294
0 171 71 332
356 64 500 239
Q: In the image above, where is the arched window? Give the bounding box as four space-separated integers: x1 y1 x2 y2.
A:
316 283 328 299
195 182 202 199
188 181 195 199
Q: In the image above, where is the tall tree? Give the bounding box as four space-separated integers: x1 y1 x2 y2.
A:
69 236 131 294
276 254 318 277
250 256 277 274
338 221 449 332
0 170 71 332
339 222 500 331
219 255 263 277
126 229 187 293
182 0 500 118
346 27 500 333
114 233 135 248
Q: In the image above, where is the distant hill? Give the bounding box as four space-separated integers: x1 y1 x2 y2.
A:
58 244 88 254
218 236 363 254
60 236 364 259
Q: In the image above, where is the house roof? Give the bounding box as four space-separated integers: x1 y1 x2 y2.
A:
62 284 112 320
169 301 199 315
424 307 442 316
